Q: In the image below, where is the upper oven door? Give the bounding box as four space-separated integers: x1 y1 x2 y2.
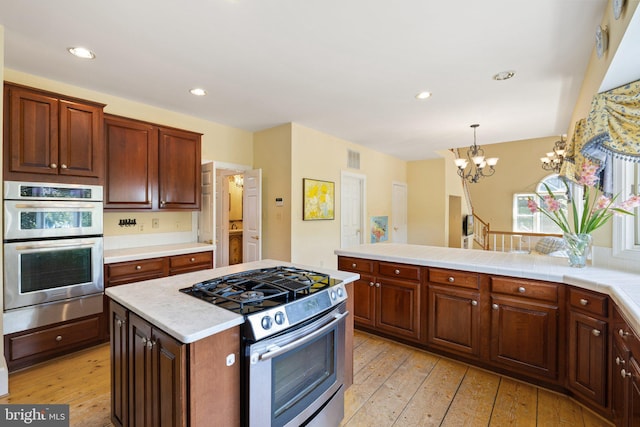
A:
4 200 103 240
3 236 104 311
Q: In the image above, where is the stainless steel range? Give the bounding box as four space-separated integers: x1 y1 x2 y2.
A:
180 266 348 427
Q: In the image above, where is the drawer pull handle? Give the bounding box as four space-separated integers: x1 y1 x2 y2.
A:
616 357 626 366
471 300 478 306
619 329 630 338
448 277 455 283
394 269 400 275
190 257 195 262
55 335 62 342
621 369 632 379
492 304 499 310
135 265 142 270
375 283 381 288
517 286 526 293
352 263 356 268
592 329 601 337
579 298 589 306
369 282 375 287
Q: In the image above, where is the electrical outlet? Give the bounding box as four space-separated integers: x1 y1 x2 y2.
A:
176 222 180 229
152 218 159 228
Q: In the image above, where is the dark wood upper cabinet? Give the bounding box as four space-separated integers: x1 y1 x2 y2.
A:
4 83 105 184
104 115 201 211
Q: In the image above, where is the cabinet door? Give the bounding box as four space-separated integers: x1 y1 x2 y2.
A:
490 295 558 379
110 302 128 427
352 274 376 328
104 115 157 209
152 327 186 427
629 356 640 427
5 85 59 175
376 277 421 342
611 336 629 427
59 99 103 178
428 285 480 357
158 127 201 210
567 311 607 407
129 314 154 427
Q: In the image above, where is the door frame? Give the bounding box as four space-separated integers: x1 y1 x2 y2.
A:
340 171 367 248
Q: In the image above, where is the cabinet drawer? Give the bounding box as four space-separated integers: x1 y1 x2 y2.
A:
170 251 213 274
569 288 608 317
429 268 479 289
338 257 374 274
491 277 558 303
378 262 421 281
106 257 169 286
8 316 101 361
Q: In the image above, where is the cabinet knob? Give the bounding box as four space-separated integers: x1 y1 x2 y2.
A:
116 319 125 328
394 269 400 275
375 283 381 288
135 265 142 270
146 340 154 350
492 304 499 310
50 163 57 169
616 357 626 366
55 335 62 342
517 286 526 293
619 329 631 338
592 329 601 337
160 200 166 207
369 282 375 287
579 298 589 306
190 257 195 262
352 263 357 268
621 369 632 379
60 163 68 169
471 300 478 306
141 337 147 345
448 277 455 283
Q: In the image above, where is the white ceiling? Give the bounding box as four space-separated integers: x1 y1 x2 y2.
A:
0 0 635 160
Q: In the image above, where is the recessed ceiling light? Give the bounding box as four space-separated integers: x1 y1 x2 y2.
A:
67 47 95 59
493 71 515 81
415 91 432 100
189 88 207 96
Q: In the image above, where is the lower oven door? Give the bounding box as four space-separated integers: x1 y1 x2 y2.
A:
3 236 104 311
246 303 347 427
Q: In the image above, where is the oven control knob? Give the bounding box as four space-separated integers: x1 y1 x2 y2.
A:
261 316 273 330
330 290 337 300
274 311 285 325
336 287 344 298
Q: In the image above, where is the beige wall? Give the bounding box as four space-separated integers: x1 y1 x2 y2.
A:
289 123 407 269
254 124 293 262
4 69 254 238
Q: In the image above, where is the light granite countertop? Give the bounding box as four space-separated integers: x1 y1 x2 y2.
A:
104 242 215 264
105 259 360 343
335 243 640 335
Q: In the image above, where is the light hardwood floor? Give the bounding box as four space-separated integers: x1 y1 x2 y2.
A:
0 331 613 427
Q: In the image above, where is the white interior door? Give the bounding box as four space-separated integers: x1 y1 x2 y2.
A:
199 163 214 245
341 172 365 248
392 182 408 243
243 169 262 262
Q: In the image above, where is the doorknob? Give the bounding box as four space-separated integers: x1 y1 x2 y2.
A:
251 236 260 240
394 227 398 231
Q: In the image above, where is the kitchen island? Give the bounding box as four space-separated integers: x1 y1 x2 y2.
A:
105 259 359 427
335 243 640 425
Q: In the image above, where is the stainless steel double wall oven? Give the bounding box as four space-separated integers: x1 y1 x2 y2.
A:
3 181 104 334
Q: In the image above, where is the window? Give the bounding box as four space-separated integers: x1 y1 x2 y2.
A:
513 174 568 233
613 158 640 260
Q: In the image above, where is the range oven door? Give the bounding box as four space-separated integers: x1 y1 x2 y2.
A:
3 236 104 311
246 303 347 427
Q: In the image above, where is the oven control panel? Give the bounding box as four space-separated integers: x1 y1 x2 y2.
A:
246 282 347 341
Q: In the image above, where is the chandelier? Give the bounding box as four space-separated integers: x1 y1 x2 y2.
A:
454 124 499 183
540 135 566 173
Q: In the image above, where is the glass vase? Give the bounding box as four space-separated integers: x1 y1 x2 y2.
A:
563 233 592 268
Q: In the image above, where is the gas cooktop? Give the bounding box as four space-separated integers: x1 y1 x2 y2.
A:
179 265 347 341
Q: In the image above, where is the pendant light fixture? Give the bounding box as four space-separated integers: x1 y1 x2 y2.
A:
454 124 499 183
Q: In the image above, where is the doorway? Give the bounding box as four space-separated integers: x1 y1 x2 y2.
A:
341 172 366 248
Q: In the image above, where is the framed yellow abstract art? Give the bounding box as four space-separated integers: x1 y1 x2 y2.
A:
303 178 335 220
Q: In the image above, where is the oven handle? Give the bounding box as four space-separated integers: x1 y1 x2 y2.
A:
258 311 349 362
15 241 98 251
14 203 99 209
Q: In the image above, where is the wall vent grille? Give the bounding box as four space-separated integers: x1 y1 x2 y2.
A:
348 150 360 169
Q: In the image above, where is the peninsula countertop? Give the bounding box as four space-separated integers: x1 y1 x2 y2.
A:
335 243 640 334
105 259 360 343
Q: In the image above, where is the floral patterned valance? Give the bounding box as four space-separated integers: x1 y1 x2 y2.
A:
581 79 640 163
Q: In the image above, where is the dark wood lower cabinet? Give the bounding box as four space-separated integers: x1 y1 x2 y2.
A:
376 277 421 342
110 301 240 427
351 274 375 327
